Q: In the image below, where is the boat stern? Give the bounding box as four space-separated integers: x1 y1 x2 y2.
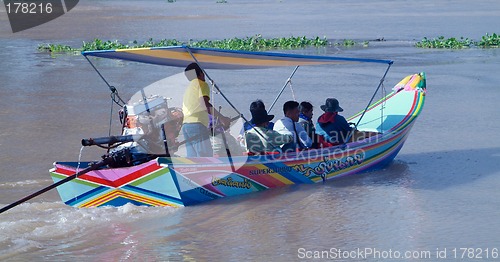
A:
50 159 185 208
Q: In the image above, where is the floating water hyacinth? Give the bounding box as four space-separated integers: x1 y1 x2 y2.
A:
415 36 474 49
37 35 330 53
415 33 499 49
38 32 499 53
477 33 500 48
37 43 76 53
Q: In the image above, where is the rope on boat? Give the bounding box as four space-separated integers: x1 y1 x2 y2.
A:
108 98 114 136
380 81 386 134
289 79 297 103
84 55 127 138
84 56 125 106
210 84 217 155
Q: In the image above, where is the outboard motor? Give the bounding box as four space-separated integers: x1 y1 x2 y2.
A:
82 95 183 167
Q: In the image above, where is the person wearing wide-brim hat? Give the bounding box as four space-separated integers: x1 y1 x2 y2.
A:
251 109 275 125
244 109 293 154
320 98 344 113
315 98 378 146
315 98 352 145
243 99 275 131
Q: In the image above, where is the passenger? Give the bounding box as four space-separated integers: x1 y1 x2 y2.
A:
315 98 351 146
238 99 274 148
243 99 274 131
298 101 319 148
273 101 312 152
181 62 231 157
316 98 378 146
245 109 293 155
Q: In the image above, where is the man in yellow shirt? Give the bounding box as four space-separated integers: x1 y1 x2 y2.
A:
182 63 230 157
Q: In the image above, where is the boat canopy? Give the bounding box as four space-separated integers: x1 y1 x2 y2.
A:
82 46 393 69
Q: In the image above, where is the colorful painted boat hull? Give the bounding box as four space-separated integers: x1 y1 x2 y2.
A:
50 74 425 208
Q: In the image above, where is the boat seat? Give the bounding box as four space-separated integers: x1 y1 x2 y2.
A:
317 135 339 148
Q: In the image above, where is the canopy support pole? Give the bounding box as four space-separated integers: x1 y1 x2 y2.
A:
345 62 393 143
84 55 126 107
268 65 300 112
184 46 282 152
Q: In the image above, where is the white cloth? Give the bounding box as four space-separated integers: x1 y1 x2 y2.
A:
273 117 312 148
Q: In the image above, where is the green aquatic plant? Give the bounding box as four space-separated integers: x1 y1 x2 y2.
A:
188 35 329 51
477 33 500 48
415 33 500 49
82 39 128 51
37 43 76 53
332 39 368 47
340 39 356 47
37 33 500 54
415 36 474 49
39 35 330 53
80 38 184 51
133 38 183 48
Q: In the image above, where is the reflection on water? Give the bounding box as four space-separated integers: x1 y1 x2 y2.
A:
1 146 500 260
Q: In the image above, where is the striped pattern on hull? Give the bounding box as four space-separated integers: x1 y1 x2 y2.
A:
50 74 425 207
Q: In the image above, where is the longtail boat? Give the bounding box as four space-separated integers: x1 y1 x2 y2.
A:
49 46 426 208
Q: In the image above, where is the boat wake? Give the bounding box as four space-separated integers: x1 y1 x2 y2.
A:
0 202 178 259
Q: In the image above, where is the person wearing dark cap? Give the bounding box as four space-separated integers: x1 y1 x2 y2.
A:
181 62 231 157
315 98 353 145
244 109 293 155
